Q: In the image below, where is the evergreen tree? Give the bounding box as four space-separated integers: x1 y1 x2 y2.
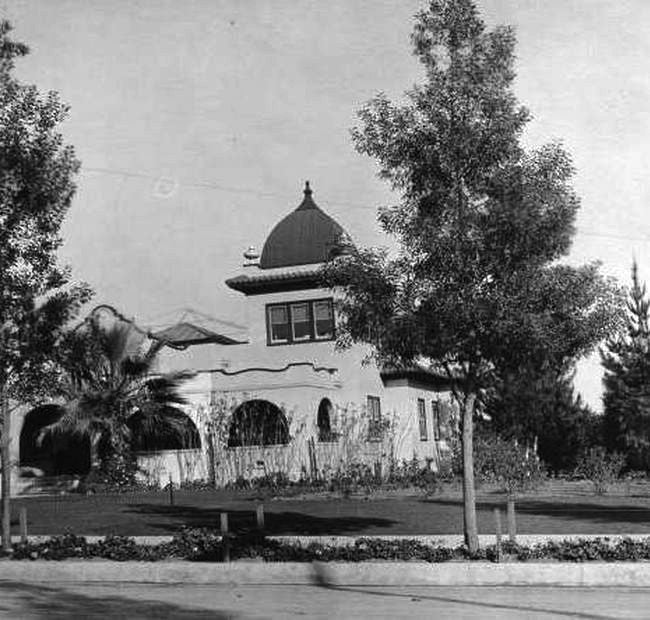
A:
485 367 602 473
602 261 650 470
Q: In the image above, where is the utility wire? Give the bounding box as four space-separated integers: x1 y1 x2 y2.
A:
81 166 650 243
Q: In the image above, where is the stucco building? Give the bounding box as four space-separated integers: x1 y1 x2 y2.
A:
13 183 457 492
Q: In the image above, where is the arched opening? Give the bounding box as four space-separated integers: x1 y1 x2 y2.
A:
127 406 201 452
317 398 335 442
227 400 289 447
19 405 91 476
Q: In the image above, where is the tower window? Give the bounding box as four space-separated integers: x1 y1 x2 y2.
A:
313 300 334 339
266 298 335 345
268 306 290 343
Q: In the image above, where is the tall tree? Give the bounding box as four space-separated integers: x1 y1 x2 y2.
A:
0 20 92 551
324 0 621 552
485 367 602 473
602 261 650 470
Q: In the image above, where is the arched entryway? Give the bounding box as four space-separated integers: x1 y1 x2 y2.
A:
227 400 289 447
19 405 91 476
127 406 201 452
317 398 335 442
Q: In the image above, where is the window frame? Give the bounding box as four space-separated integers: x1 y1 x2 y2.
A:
431 400 441 441
417 398 428 441
266 297 335 346
367 395 383 442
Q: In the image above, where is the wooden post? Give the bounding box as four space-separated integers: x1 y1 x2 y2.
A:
220 512 230 562
493 507 502 563
1 391 12 553
19 507 27 543
507 497 516 543
168 474 174 506
256 504 265 531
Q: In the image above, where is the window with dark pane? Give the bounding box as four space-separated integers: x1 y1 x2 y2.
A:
418 398 428 441
313 299 334 339
291 302 311 341
268 305 290 343
431 400 441 441
266 298 335 345
367 395 382 441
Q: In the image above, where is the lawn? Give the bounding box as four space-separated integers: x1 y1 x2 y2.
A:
11 481 650 537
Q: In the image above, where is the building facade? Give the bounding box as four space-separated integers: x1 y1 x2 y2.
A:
12 183 457 492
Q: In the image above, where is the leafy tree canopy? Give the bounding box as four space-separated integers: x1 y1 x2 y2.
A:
0 20 92 408
325 0 621 396
323 0 622 550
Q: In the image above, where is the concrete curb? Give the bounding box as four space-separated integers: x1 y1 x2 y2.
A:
2 560 650 586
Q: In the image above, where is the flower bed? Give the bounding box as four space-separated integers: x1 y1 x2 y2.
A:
5 531 650 563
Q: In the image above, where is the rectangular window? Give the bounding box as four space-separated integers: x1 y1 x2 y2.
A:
418 398 428 441
313 300 334 339
268 305 290 343
367 395 382 441
290 302 311 341
431 401 441 441
266 298 335 345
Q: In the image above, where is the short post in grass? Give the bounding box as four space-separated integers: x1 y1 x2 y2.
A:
168 474 174 506
493 507 502 563
19 507 27 543
506 496 516 543
220 512 230 562
256 504 265 532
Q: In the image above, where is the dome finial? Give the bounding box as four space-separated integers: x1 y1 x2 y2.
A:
304 180 312 196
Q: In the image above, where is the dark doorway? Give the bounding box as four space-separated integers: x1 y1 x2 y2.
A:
19 405 91 475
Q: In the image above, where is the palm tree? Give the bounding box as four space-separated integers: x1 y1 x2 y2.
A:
42 316 194 479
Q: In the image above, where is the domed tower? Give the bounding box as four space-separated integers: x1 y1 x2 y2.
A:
216 182 454 481
226 181 353 301
259 181 352 269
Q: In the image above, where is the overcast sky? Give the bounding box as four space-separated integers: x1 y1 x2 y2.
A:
4 0 650 410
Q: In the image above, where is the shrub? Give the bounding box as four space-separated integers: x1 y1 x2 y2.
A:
7 532 650 563
574 447 625 495
471 433 547 496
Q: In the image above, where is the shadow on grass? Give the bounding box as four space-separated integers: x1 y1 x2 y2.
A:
422 497 650 526
125 503 397 535
0 581 232 619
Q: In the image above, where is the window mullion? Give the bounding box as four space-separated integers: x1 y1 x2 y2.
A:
309 301 315 341
287 303 294 343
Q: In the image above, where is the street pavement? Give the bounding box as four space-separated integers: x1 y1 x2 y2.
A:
0 581 648 619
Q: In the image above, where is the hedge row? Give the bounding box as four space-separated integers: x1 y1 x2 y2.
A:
5 531 650 562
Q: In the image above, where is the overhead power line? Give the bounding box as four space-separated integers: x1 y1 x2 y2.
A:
81 165 650 243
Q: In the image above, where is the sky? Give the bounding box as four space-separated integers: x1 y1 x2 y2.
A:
4 0 650 411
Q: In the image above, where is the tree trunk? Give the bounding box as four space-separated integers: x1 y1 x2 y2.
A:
507 495 517 543
1 389 11 553
462 392 479 553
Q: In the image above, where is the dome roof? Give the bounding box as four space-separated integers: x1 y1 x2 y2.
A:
259 182 353 270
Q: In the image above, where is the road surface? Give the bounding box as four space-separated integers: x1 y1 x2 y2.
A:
0 581 648 618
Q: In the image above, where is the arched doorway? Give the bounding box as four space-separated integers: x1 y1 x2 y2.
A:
227 400 289 447
19 405 91 476
317 398 335 442
127 406 201 452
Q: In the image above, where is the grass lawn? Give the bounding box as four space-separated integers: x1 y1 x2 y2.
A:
11 481 650 537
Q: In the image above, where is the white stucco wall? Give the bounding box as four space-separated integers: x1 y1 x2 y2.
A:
138 276 459 486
